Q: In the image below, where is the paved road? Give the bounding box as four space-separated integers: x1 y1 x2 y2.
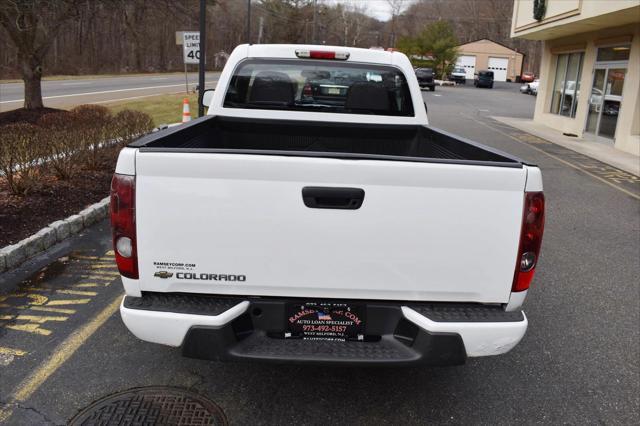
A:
0 72 220 111
0 83 638 425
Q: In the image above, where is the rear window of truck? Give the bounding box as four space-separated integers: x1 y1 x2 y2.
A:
223 59 414 117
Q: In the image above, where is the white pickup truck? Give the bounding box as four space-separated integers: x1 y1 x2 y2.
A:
111 44 545 366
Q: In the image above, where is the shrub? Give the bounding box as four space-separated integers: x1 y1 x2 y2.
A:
0 123 46 195
70 104 112 123
37 110 76 129
37 112 81 179
70 105 116 169
114 109 154 148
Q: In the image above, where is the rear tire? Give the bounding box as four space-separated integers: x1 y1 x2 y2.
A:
429 86 435 92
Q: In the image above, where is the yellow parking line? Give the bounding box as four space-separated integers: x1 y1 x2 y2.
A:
73 283 102 288
71 255 100 260
56 289 98 296
90 264 117 269
5 324 51 336
0 295 121 423
0 293 48 307
46 299 90 306
64 274 115 281
83 272 120 278
30 306 76 315
10 315 68 324
0 347 27 356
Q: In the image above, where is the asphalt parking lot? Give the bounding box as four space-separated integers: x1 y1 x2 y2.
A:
1 82 638 425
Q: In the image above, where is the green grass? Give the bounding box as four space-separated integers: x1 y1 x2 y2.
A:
104 92 200 126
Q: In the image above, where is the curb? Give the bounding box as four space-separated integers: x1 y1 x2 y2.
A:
0 196 110 273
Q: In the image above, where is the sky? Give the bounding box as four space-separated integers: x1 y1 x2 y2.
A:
330 0 416 22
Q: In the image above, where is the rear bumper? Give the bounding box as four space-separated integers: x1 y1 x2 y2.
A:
120 293 527 366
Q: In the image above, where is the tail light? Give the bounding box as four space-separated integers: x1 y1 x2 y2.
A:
295 50 350 60
302 83 313 97
110 174 138 279
512 192 545 292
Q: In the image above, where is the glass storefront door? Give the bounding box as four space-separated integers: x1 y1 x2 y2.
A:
585 46 629 142
585 69 606 135
599 68 625 139
585 67 626 141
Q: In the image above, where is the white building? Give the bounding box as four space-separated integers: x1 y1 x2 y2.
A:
511 0 640 156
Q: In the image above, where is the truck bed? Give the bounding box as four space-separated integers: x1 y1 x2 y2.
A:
131 116 522 168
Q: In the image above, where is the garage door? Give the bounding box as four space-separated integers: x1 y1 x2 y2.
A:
488 57 509 82
456 55 476 80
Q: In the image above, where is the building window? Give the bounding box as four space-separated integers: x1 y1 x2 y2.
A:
550 52 584 118
597 45 630 62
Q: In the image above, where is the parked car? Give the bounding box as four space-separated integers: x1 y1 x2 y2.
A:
474 70 494 88
415 67 435 91
113 44 544 366
449 67 467 84
520 78 540 95
521 72 535 83
300 70 355 106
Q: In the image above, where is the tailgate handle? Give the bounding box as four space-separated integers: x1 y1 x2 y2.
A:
302 187 365 210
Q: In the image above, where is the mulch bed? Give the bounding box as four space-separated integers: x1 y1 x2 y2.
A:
0 169 113 246
0 107 65 126
1 107 117 247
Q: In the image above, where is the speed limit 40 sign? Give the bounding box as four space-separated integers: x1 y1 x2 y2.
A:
183 31 200 64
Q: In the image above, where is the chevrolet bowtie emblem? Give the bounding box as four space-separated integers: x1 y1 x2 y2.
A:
154 271 173 279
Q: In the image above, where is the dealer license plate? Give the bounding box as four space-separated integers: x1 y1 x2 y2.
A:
286 302 365 341
326 87 342 95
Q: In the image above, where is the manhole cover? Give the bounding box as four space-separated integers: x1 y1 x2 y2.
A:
69 386 227 426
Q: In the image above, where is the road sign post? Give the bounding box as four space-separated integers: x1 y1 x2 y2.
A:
182 32 201 65
198 0 206 117
180 31 200 96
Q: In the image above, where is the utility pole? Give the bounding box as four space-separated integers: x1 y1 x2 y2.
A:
312 0 317 44
247 0 251 43
198 0 206 117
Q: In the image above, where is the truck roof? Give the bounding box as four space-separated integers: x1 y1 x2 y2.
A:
243 44 397 65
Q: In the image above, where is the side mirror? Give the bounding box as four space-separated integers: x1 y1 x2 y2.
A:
200 89 215 109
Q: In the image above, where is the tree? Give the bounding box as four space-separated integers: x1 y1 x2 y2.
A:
0 0 384 82
398 20 458 80
386 0 403 48
0 0 85 109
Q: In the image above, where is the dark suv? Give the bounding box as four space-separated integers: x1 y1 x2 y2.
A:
474 70 494 89
415 68 435 91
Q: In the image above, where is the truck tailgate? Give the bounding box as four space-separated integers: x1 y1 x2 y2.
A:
135 152 527 303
